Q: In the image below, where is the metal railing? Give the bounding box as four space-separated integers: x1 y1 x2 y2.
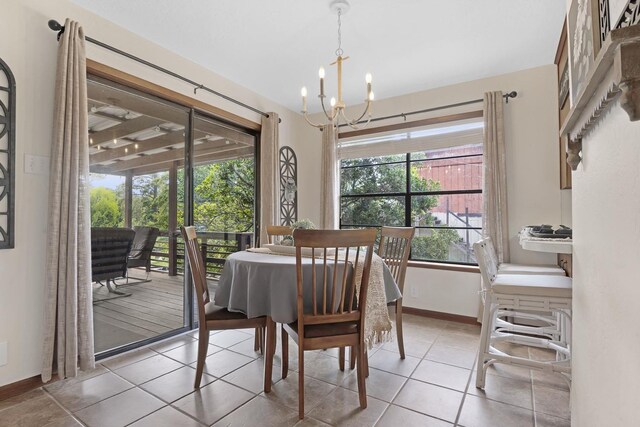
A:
149 230 253 278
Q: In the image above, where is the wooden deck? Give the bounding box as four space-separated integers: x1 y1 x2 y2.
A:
93 269 208 353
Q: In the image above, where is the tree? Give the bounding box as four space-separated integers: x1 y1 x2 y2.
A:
110 158 255 233
340 156 461 261
90 187 122 227
193 159 254 232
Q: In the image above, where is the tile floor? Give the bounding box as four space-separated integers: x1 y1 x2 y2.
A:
0 315 571 427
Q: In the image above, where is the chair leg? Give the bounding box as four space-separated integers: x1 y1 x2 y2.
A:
281 325 289 379
364 349 369 378
349 346 356 370
260 326 265 354
194 328 209 389
254 327 260 351
339 347 345 371
475 301 495 389
396 300 406 359
264 318 276 393
298 346 305 419
355 342 367 409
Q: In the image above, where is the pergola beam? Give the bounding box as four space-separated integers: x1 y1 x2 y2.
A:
93 142 252 174
90 115 162 145
100 147 254 177
89 130 209 165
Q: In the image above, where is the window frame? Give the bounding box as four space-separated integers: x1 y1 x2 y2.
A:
339 130 483 266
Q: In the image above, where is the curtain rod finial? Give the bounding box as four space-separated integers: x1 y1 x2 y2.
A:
48 20 63 31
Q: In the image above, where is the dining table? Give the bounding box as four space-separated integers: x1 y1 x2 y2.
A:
214 248 403 392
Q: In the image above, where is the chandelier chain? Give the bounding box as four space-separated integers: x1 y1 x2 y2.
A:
335 8 343 57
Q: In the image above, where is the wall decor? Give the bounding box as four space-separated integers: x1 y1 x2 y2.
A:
610 0 635 28
614 0 640 28
0 57 15 249
560 25 640 170
609 0 626 28
569 0 602 105
559 62 570 107
600 0 611 43
279 146 297 226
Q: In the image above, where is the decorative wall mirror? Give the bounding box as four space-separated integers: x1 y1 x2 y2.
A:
279 146 297 226
0 57 15 249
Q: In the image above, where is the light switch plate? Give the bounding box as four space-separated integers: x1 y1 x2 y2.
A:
0 341 7 366
24 154 50 175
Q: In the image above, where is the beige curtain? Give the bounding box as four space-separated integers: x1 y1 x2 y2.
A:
320 124 339 229
259 113 280 244
42 19 94 382
483 91 510 263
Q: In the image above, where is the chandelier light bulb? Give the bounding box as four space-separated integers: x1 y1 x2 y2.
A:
301 86 308 112
113 138 117 145
365 73 372 84
368 91 375 101
319 67 326 79
330 97 336 107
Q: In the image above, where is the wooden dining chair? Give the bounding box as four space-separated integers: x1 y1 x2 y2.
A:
266 225 294 244
181 226 267 388
280 228 376 419
378 226 415 359
340 226 414 369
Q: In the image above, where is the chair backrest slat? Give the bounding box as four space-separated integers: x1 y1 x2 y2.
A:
294 229 376 326
348 246 361 313
181 227 210 324
377 227 415 294
473 238 496 292
266 225 294 244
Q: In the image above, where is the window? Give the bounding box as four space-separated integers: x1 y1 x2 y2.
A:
339 119 483 264
87 74 258 355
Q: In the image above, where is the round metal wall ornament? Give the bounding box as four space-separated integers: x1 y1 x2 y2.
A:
279 146 298 226
0 57 15 249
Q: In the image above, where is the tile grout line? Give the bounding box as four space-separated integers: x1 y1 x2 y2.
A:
41 387 89 426
453 350 478 426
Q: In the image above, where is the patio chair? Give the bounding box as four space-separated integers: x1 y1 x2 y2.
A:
280 228 377 419
91 227 136 296
126 226 160 284
181 226 267 389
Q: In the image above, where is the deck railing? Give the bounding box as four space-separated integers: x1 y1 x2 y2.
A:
150 230 253 278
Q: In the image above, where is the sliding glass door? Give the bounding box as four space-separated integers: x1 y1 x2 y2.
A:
87 76 257 357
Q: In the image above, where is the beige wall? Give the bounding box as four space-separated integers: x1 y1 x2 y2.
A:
570 103 640 426
0 0 308 386
308 65 570 316
0 0 567 386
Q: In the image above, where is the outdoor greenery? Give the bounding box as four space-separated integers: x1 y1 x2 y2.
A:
89 158 255 233
90 186 122 227
340 156 460 261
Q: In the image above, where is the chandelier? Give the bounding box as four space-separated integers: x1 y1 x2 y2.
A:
300 0 374 129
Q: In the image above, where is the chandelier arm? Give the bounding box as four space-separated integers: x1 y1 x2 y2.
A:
320 96 339 122
340 101 372 129
302 111 325 129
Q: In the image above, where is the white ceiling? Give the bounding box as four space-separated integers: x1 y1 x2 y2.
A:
72 0 566 113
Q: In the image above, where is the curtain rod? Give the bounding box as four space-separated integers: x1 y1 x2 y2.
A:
47 19 281 123
337 91 517 128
